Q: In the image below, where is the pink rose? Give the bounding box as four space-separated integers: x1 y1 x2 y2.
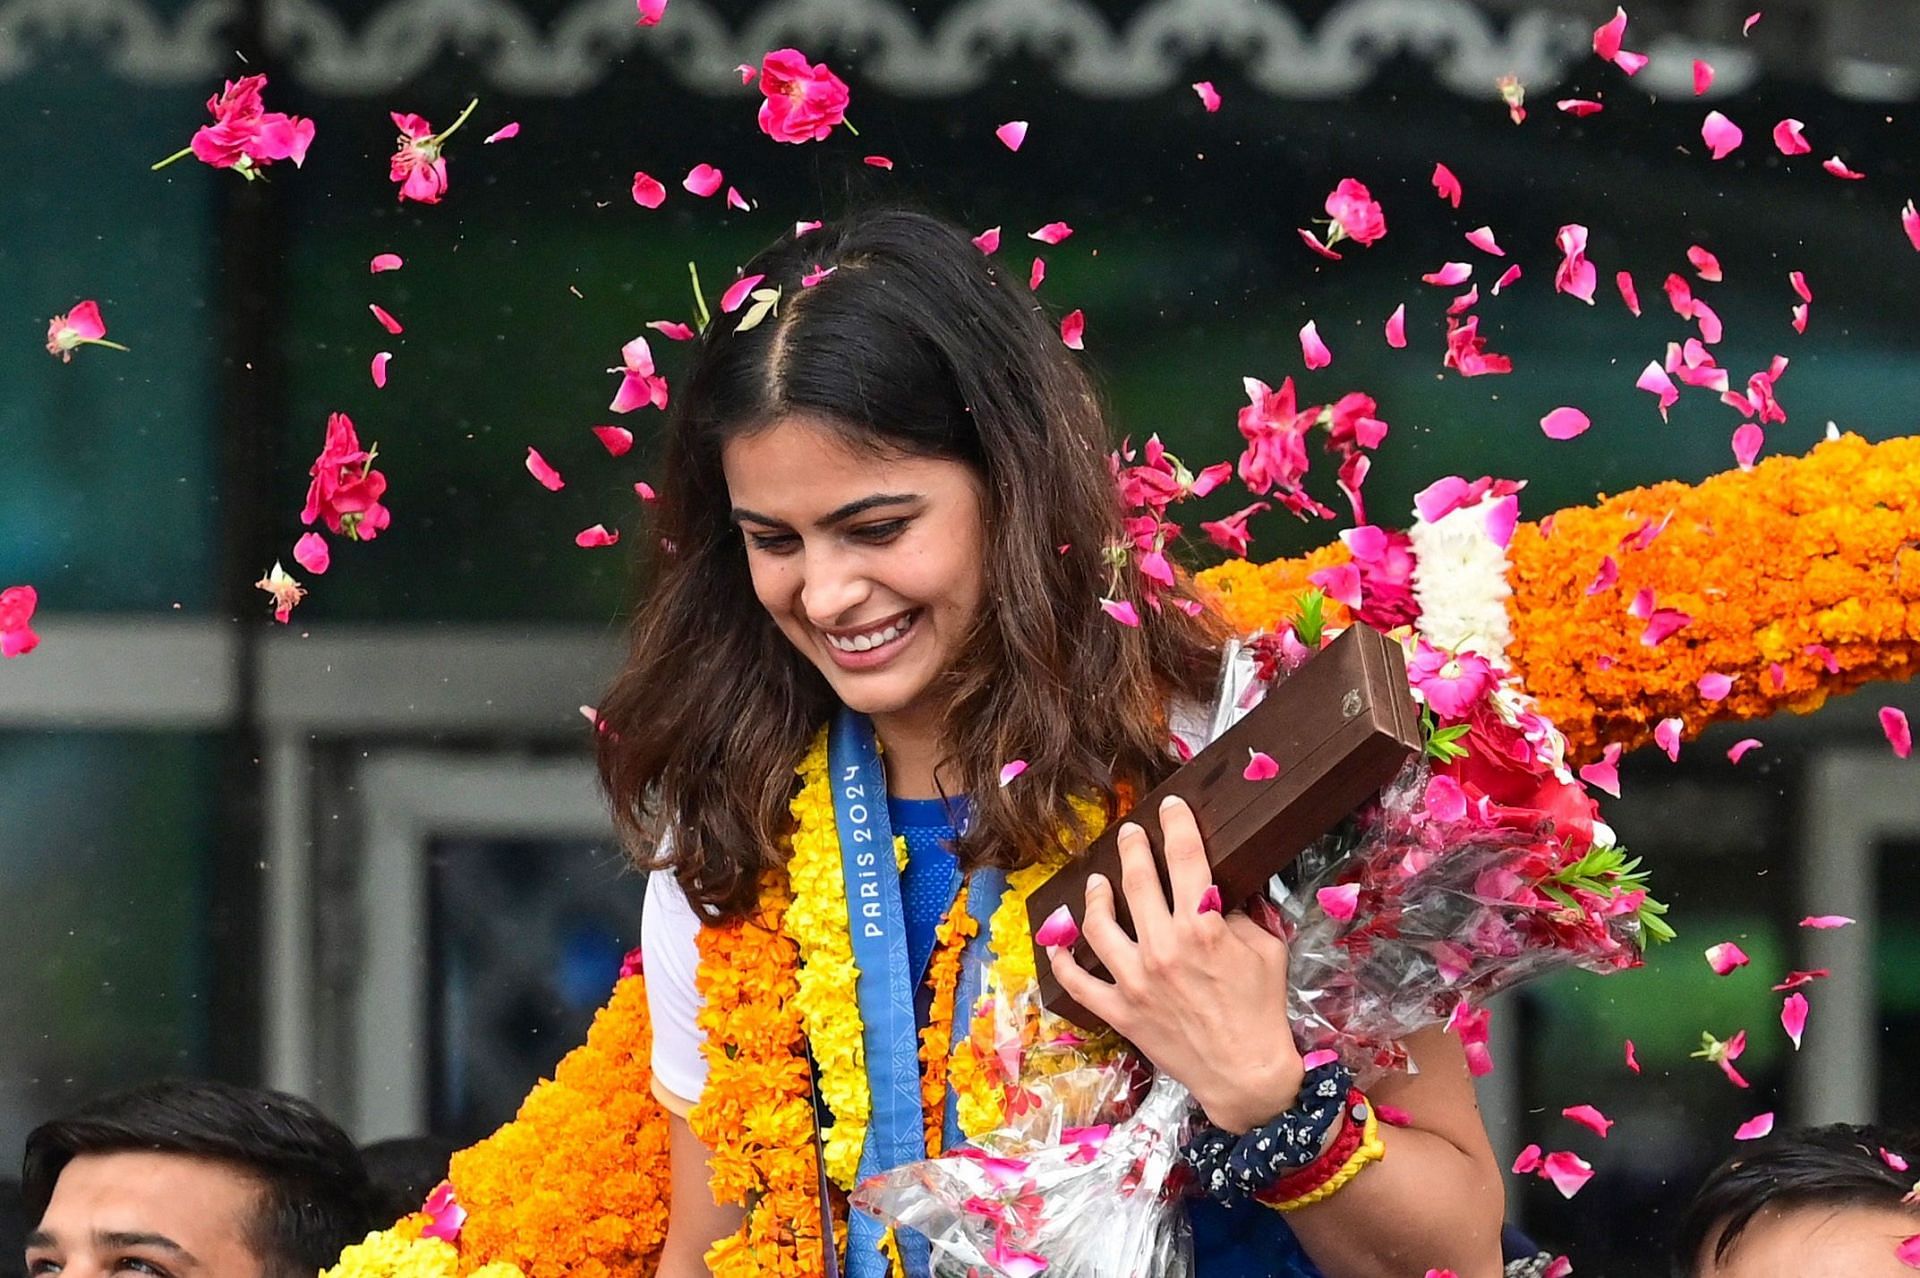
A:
186 74 315 173
756 49 851 144
302 412 392 541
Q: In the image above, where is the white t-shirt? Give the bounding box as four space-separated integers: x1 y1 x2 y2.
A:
641 688 1236 1116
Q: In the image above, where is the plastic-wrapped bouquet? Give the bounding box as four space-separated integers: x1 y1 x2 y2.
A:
853 600 1668 1276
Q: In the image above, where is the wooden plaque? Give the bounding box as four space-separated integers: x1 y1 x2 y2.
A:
1026 623 1422 1031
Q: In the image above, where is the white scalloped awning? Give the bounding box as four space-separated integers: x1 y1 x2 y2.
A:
1 0 1914 99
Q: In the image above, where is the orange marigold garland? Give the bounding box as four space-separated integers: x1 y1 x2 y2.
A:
1199 433 1920 761
919 885 976 1155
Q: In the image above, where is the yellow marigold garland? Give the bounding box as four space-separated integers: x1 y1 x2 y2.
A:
919 882 975 1154
322 1219 525 1278
1197 433 1920 761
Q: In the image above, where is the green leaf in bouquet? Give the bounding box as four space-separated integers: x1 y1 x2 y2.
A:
1291 587 1326 648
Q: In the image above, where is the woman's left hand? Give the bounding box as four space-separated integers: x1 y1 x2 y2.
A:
1045 794 1304 1134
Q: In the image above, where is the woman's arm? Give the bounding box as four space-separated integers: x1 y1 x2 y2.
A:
1046 796 1506 1278
658 1114 747 1278
1279 1026 1505 1277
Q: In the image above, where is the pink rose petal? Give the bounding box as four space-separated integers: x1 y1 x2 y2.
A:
1301 1049 1340 1071
1743 11 1762 35
575 523 620 548
1822 155 1866 180
525 447 565 492
1299 320 1331 369
370 253 403 273
1465 226 1504 256
1701 111 1743 159
1099 597 1139 627
370 351 391 388
483 121 519 144
1881 706 1912 758
1705 941 1751 976
1385 303 1407 348
997 759 1029 787
1562 1104 1614 1138
995 120 1028 151
1243 749 1280 782
1899 1236 1920 1268
1511 1144 1543 1175
1904 202 1920 252
1060 309 1085 350
1578 743 1622 798
1781 992 1807 1049
1732 422 1765 470
631 171 667 207
592 425 633 457
1799 915 1854 929
634 481 657 502
1687 245 1723 282
1317 882 1360 922
1422 261 1472 287
973 226 1002 254
369 303 403 334
636 0 667 25
1197 885 1223 915
1771 119 1810 155
1733 1112 1775 1140
1882 1148 1910 1172
1193 81 1222 112
647 319 696 341
1029 221 1073 245
1029 258 1045 290
1541 1151 1594 1199
682 163 722 197
863 155 893 170
726 185 750 211
1655 717 1684 761
1540 406 1590 440
1625 1039 1641 1074
293 532 330 576
719 273 766 314
1034 903 1080 948
1699 671 1734 700
1692 59 1714 95
1727 737 1762 764
1432 162 1462 208
1298 227 1343 260
1491 264 1522 294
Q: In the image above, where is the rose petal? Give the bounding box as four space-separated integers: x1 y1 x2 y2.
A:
1822 155 1866 180
1733 423 1765 470
1655 717 1684 761
1422 261 1473 287
634 481 657 502
1099 597 1139 627
369 303 403 334
1616 270 1642 316
973 226 1002 254
1705 941 1751 976
1881 706 1912 758
1385 303 1407 348
1743 11 1762 35
1699 671 1735 700
1799 915 1854 929
1029 221 1073 245
370 253 403 273
1192 80 1222 112
647 319 696 341
1243 749 1280 782
1904 202 1920 252
1727 737 1762 764
1781 992 1808 1049
1687 245 1723 282
1734 1112 1776 1140
1557 99 1605 116
995 120 1029 151
370 351 391 388
1772 969 1829 991
293 532 330 575
1883 1148 1911 1172
1465 226 1504 256
1316 882 1360 922
1693 59 1714 94
1060 309 1085 350
862 154 893 169
1702 111 1743 160
682 163 723 197
575 523 619 548
631 172 667 207
1299 320 1331 369
525 447 565 492
1432 162 1462 207
1898 1236 1920 1267
1541 1151 1594 1199
592 425 634 457
1540 406 1591 440
997 759 1028 787
1578 743 1622 798
1562 1104 1614 1138
1034 904 1080 948
726 185 750 211
1771 119 1811 155
483 121 519 144
1625 1039 1641 1074
1511 1144 1543 1174
1301 1048 1340 1071
1029 257 1045 291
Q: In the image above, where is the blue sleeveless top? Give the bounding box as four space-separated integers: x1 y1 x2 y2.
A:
886 799 1324 1278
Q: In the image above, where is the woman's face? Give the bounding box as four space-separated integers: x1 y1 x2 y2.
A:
722 412 988 729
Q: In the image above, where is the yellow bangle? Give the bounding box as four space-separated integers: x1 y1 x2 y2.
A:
1272 1103 1385 1212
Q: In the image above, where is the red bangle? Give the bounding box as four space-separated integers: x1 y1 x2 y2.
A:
1254 1088 1367 1205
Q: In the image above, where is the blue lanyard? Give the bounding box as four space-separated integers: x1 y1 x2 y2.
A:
831 708 933 1278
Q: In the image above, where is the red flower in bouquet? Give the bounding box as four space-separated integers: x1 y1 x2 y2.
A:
154 74 315 179
756 49 851 143
302 412 391 541
1407 641 1497 720
1432 698 1599 847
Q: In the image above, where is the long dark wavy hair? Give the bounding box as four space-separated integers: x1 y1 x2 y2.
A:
596 208 1226 920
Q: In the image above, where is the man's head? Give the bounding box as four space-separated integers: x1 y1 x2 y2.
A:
22 1080 374 1278
1674 1122 1920 1278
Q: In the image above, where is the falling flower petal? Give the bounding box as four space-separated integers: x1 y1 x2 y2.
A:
1791 303 1809 334
1733 1112 1775 1141
720 273 766 313
1060 309 1085 350
1773 969 1828 991
1771 118 1812 156
1512 1144 1543 1174
1466 226 1505 256
1688 245 1723 282
647 319 696 341
1727 738 1762 763
1799 915 1854 929
1625 1039 1641 1073
995 120 1028 151
1880 707 1912 758
1781 992 1808 1048
1743 11 1762 34
1317 882 1360 921
1423 261 1473 287
1193 81 1221 112
369 303 403 334
1557 99 1605 116
634 481 657 502
1035 904 1079 947
636 0 667 25
253 563 304 625
1197 885 1224 915
726 185 751 211
1616 270 1642 316
1541 1152 1594 1199
998 759 1029 787
1030 221 1073 245
592 425 633 457
1699 671 1734 700
575 523 619 547
1706 941 1751 975
1491 264 1523 294
1904 202 1920 252
1586 555 1619 595
525 447 565 492
1898 1236 1920 1267
1822 156 1866 180
1554 224 1597 303
862 155 893 170
1883 1149 1911 1172
1732 423 1765 470
370 350 391 388
1636 362 1679 419
1655 717 1684 761
682 163 722 196
1099 598 1140 627
1299 320 1331 370
1693 59 1714 95
1563 1105 1614 1138
1579 743 1622 798
421 1181 466 1241
1029 258 1046 290
1385 304 1407 348
1541 406 1590 440
1701 111 1743 159
1432 162 1462 207
1298 227 1343 260
370 253 403 273
973 226 1001 254
1243 750 1280 782
483 121 519 144
293 532 330 575
631 171 666 207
